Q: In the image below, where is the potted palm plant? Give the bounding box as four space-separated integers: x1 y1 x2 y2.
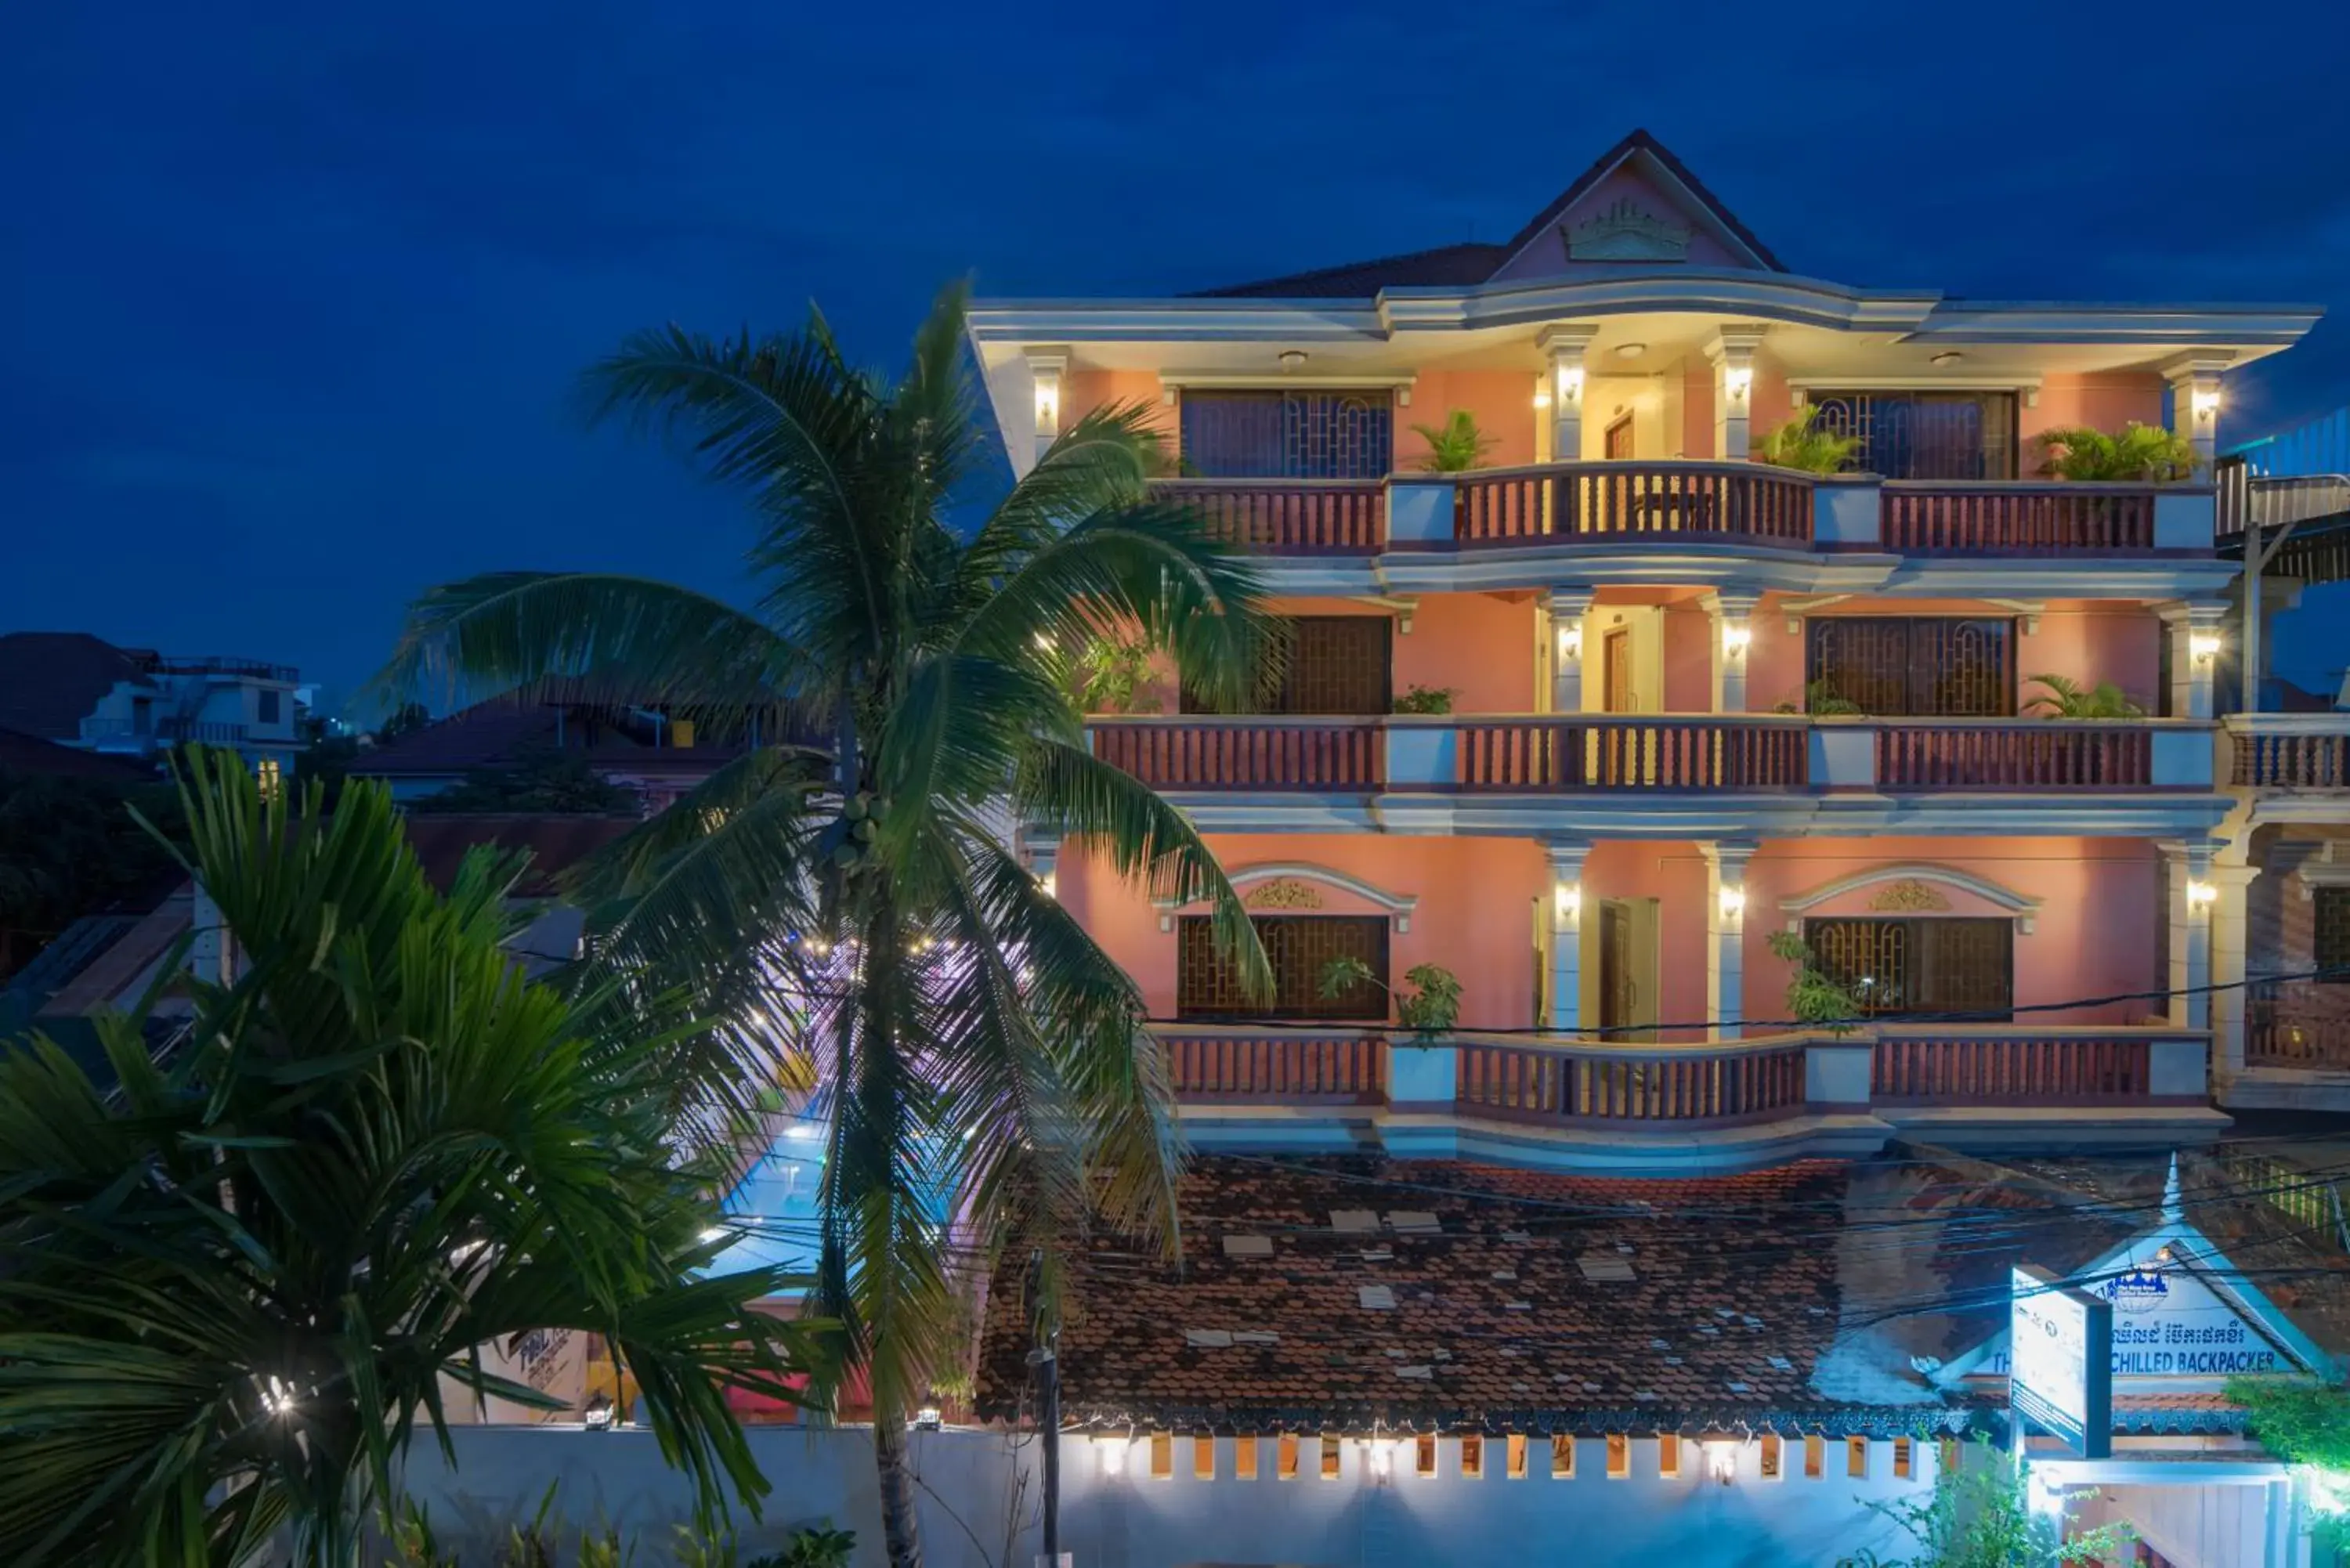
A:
1318 956 1462 1042
2023 673 2145 719
1411 410 1496 472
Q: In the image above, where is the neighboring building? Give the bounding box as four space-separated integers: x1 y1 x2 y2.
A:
0 724 162 782
963 126 2326 1169
2217 404 2350 1113
0 631 302 776
350 690 757 814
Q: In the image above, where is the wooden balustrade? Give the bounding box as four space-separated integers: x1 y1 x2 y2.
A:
1150 479 1384 553
2232 729 2350 786
2248 1017 2350 1069
1455 462 1813 545
1457 717 1808 790
1881 482 2157 552
1160 1030 1386 1102
1088 720 1382 789
1874 723 2153 789
1871 1031 2153 1102
1454 1040 1810 1125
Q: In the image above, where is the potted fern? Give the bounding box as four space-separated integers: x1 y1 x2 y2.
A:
1318 957 1462 1042
1412 410 1496 472
1752 409 1864 475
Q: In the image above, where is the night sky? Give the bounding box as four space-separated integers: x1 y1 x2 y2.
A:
8 2 2350 707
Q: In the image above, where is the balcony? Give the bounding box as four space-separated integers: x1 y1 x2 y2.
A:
1151 461 2215 561
2228 713 2350 788
1086 715 2216 795
1156 1022 2220 1171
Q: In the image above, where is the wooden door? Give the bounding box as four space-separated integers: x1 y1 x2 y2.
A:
1604 415 1635 461
1598 901 1634 1037
1603 628 1632 714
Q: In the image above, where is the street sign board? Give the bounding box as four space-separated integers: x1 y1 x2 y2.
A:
2010 1264 2113 1458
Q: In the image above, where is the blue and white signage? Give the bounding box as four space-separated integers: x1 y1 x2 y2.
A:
1980 1255 2287 1381
2010 1264 2112 1458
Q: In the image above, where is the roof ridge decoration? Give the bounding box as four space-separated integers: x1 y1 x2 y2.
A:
1566 197 1692 263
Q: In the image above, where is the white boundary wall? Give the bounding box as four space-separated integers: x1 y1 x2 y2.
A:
393 1425 1938 1567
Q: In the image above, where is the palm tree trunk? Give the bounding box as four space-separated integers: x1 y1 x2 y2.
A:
873 1401 926 1568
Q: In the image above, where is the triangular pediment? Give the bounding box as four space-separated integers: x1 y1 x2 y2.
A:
1489 130 1783 284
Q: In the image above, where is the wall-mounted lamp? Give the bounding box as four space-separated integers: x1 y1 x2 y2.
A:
1097 1435 1129 1476
1721 621 1752 659
1718 886 1747 923
1367 1439 1396 1481
2186 880 2218 915
1036 871 1058 901
1554 883 1582 923
1723 365 1754 401
2189 630 2223 663
1032 377 1061 435
1558 622 1583 661
2191 387 2222 420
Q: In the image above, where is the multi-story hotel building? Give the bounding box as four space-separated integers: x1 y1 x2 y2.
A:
967 129 2327 1168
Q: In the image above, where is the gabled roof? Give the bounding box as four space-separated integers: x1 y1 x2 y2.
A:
0 726 158 781
400 814 636 898
1190 129 1782 301
0 633 154 739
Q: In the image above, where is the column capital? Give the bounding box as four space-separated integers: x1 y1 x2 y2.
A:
1703 589 1765 620
2157 598 2232 630
1537 323 1600 357
1543 589 1596 619
1544 839 1593 879
1704 324 1770 366
1699 840 1761 875
2160 352 2233 386
1021 345 1072 377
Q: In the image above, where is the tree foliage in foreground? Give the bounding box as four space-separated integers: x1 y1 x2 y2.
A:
378 282 1278 1568
1836 1436 2130 1568
0 753 824 1568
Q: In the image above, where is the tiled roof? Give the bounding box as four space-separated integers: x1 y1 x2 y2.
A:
977 1148 2350 1436
0 633 152 739
356 701 743 779
0 726 159 780
980 1157 1900 1435
1191 130 1784 300
400 814 636 897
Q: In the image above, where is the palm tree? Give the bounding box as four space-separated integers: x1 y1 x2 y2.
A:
0 753 822 1568
374 284 1276 1568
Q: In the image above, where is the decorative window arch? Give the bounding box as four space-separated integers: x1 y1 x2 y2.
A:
1777 863 2041 934
1152 862 1420 934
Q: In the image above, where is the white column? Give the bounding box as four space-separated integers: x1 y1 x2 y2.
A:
1538 325 1599 464
1025 347 1069 470
2162 601 2227 720
2164 840 2215 1031
1706 326 1768 462
1545 591 1592 715
2210 862 2257 1083
1707 591 1761 714
1702 842 1757 1040
2164 353 2229 473
1546 840 1590 1033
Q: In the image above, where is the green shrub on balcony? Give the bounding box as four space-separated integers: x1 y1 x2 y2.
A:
1392 685 1459 715
1752 409 1863 475
1076 632 1164 714
1767 930 1860 1036
1410 410 1497 472
1318 957 1462 1040
2023 673 2144 719
2033 421 2199 482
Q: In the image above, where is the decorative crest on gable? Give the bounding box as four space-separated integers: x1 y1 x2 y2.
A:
1868 879 1952 913
1565 198 1691 262
1244 877 1324 911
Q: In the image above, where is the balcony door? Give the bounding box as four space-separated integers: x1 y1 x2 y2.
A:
1178 389 1394 479
1804 390 2019 480
1585 897 1658 1039
1806 616 2015 716
1806 916 2014 1020
1183 615 1392 716
1176 914 1389 1021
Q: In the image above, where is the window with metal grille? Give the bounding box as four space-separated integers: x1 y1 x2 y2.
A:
1178 389 1394 479
1182 615 1391 716
1805 390 2018 479
1806 617 2014 716
2316 887 2350 983
1807 917 2015 1019
1176 915 1388 1021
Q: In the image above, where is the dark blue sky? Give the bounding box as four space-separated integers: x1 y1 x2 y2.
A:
8 2 2350 705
